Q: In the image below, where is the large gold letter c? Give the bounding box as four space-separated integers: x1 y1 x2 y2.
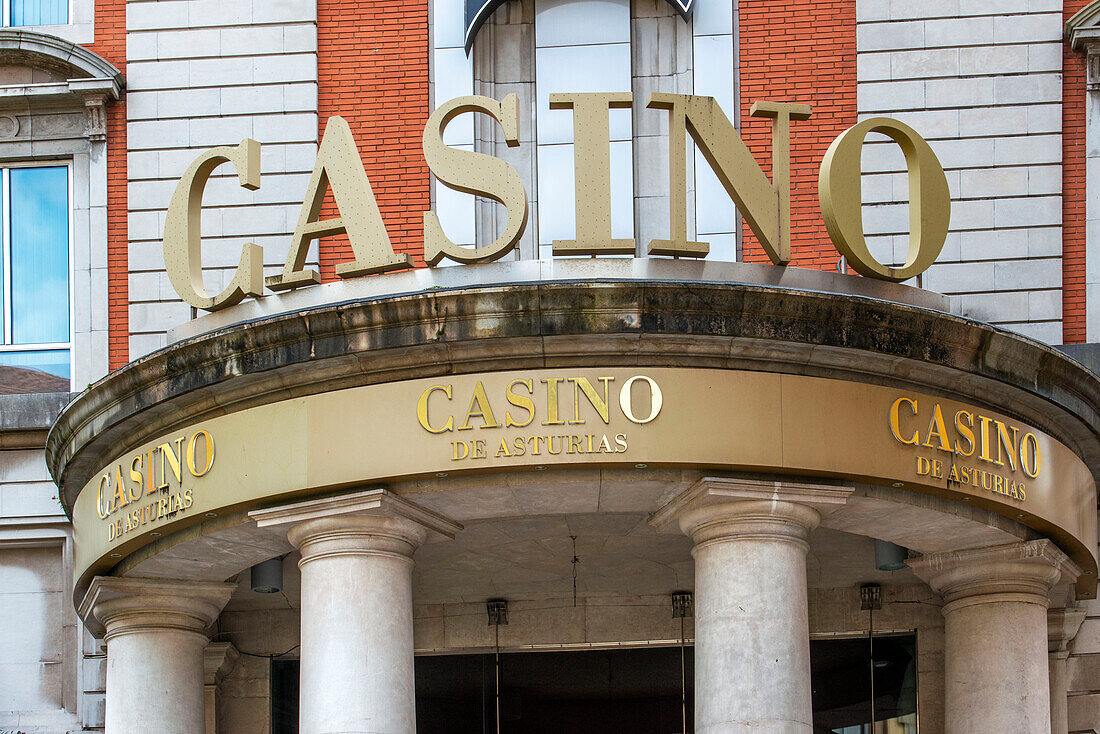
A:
163 139 264 311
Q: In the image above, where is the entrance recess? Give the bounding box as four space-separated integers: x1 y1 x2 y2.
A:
270 636 917 733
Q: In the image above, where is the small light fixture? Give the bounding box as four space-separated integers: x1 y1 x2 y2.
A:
150 531 162 537
533 465 547 471
110 553 122 558
874 539 908 571
251 557 283 594
1016 513 1026 519
671 591 693 619
634 463 648 469
960 496 972 501
435 472 448 478
205 512 218 518
891 482 905 488
487 599 509 626
859 583 882 611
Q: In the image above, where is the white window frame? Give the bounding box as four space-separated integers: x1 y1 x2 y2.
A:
0 161 75 389
2 0 73 27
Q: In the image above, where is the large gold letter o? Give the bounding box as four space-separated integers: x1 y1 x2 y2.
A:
819 117 951 283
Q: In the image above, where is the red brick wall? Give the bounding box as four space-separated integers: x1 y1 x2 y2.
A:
315 0 431 279
1064 0 1089 344
738 0 857 270
88 0 128 370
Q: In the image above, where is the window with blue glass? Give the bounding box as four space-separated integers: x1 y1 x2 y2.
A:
4 0 67 26
0 165 71 394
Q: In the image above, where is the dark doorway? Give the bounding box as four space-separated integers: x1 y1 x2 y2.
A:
270 634 916 733
416 647 693 734
810 634 918 733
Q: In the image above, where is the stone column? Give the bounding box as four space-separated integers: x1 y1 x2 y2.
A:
79 577 236 734
203 642 239 734
909 540 1081 734
651 478 852 734
252 489 461 734
1048 607 1087 734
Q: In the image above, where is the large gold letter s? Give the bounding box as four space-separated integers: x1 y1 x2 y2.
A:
422 94 528 265
163 139 264 311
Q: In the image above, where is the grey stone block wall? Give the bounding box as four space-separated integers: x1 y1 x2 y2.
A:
125 0 320 359
856 0 1065 345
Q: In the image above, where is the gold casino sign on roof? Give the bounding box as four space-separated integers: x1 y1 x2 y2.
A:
163 93 952 311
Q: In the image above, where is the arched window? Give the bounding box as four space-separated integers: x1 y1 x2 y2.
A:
431 0 736 262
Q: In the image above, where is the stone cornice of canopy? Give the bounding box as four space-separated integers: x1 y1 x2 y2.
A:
44 272 1100 515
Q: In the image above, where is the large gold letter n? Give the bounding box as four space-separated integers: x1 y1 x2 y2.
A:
646 94 811 263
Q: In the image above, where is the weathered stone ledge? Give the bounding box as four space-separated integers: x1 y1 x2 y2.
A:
46 279 1100 512
1 391 74 449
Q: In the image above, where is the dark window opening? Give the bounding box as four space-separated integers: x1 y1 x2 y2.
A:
271 634 916 734
811 634 918 733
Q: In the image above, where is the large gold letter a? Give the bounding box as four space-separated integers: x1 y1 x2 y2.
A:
267 116 411 291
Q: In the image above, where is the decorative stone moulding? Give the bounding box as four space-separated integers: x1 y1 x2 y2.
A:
0 30 123 140
1067 2 1100 89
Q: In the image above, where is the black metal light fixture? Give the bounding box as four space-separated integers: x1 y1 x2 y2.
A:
487 599 508 627
860 583 882 731
672 591 693 734
250 557 283 594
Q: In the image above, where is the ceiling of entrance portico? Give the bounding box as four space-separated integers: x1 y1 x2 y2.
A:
218 487 1033 613
118 470 1036 612
222 517 929 613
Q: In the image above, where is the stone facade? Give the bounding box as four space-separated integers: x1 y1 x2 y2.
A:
2 0 1100 733
124 0 319 358
110 0 1100 351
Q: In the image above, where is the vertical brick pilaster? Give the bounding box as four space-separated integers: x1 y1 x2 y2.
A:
315 0 431 280
738 0 856 271
1064 0 1089 345
88 0 127 370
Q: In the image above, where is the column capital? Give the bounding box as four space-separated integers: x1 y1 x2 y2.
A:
650 477 853 547
78 577 236 640
1049 607 1088 655
204 642 240 687
908 540 1082 612
250 488 463 564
